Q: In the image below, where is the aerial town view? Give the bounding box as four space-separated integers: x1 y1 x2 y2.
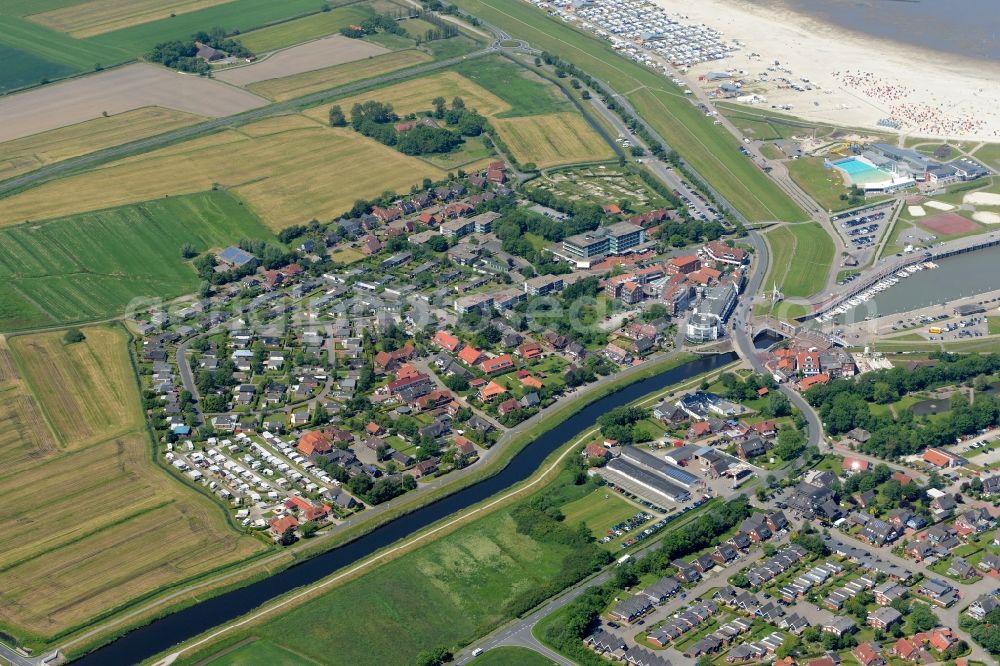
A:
2 1 1000 666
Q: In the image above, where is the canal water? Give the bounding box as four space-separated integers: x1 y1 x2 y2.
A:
73 352 736 666
857 245 1000 319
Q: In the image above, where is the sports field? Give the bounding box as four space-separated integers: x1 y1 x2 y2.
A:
0 326 264 638
236 5 374 53
493 112 614 168
0 191 273 331
0 106 202 180
764 222 834 299
193 509 577 666
9 326 142 447
27 0 235 38
248 49 432 102
450 0 806 222
0 119 444 233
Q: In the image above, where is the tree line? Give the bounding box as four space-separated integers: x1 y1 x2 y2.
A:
146 27 251 74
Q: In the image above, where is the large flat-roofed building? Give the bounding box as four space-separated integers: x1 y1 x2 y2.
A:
440 217 475 238
561 222 646 262
524 274 565 296
686 283 738 343
620 445 700 488
454 292 494 315
605 457 691 502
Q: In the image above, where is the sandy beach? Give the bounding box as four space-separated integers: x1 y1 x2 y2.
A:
649 0 1000 142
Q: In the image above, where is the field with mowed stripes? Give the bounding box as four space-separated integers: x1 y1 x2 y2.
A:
0 191 273 331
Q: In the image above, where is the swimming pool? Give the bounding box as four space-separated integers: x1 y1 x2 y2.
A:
831 157 894 185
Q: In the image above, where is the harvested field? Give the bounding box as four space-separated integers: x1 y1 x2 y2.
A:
236 5 374 53
918 212 979 235
492 112 614 168
0 106 202 180
27 0 235 38
0 63 266 143
216 35 388 86
0 434 263 636
0 121 445 230
9 326 142 447
0 336 58 477
305 70 510 122
248 49 432 102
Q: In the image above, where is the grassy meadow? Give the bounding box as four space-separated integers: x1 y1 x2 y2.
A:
0 191 272 331
237 4 374 53
0 106 203 180
787 156 855 212
0 325 265 640
493 112 614 168
450 0 806 222
189 509 578 666
764 222 835 299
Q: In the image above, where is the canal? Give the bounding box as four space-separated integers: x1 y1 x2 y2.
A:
851 245 1000 319
73 352 736 665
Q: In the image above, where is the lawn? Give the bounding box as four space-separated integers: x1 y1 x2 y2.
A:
247 48 432 101
9 326 141 447
0 326 264 640
0 191 273 330
989 317 1000 335
787 156 854 212
0 106 202 180
452 58 569 117
561 486 641 546
973 143 1000 171
420 134 495 170
763 222 834 299
205 638 322 666
193 509 577 666
27 0 236 38
450 0 806 222
237 5 375 53
0 119 446 232
493 112 615 168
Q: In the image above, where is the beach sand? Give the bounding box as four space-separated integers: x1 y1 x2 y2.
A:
649 0 1000 141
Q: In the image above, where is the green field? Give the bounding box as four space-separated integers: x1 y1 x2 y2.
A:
0 191 272 331
237 5 375 53
787 156 855 212
764 222 834 299
561 487 641 549
85 0 326 55
205 639 320 666
451 0 806 223
0 15 129 91
453 58 569 117
190 508 579 666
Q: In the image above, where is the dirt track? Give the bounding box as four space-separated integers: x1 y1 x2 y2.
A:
0 64 267 143
215 35 389 86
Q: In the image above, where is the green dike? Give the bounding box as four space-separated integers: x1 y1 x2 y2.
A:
134 357 738 665
451 0 806 223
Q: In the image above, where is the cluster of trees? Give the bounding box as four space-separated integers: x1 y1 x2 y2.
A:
345 98 486 156
962 607 1000 654
716 372 776 403
597 406 651 445
340 14 406 39
146 28 251 74
410 12 458 41
347 473 417 505
805 353 1000 459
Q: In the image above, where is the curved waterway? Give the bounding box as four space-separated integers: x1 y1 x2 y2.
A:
73 352 736 665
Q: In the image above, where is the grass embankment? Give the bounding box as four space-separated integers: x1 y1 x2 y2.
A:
0 325 265 646
450 0 806 223
763 222 834 298
786 156 855 212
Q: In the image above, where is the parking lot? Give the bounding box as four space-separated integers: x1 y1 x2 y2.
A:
832 204 892 262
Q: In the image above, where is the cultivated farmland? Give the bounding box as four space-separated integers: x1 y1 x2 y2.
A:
493 112 614 168
0 336 58 478
0 119 446 232
215 35 388 87
0 326 265 639
0 191 273 331
0 106 202 180
248 49 432 102
9 326 142 447
27 0 236 38
0 63 265 143
236 4 375 53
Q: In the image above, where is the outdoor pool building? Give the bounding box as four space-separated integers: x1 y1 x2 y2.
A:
828 156 914 193
829 143 990 194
